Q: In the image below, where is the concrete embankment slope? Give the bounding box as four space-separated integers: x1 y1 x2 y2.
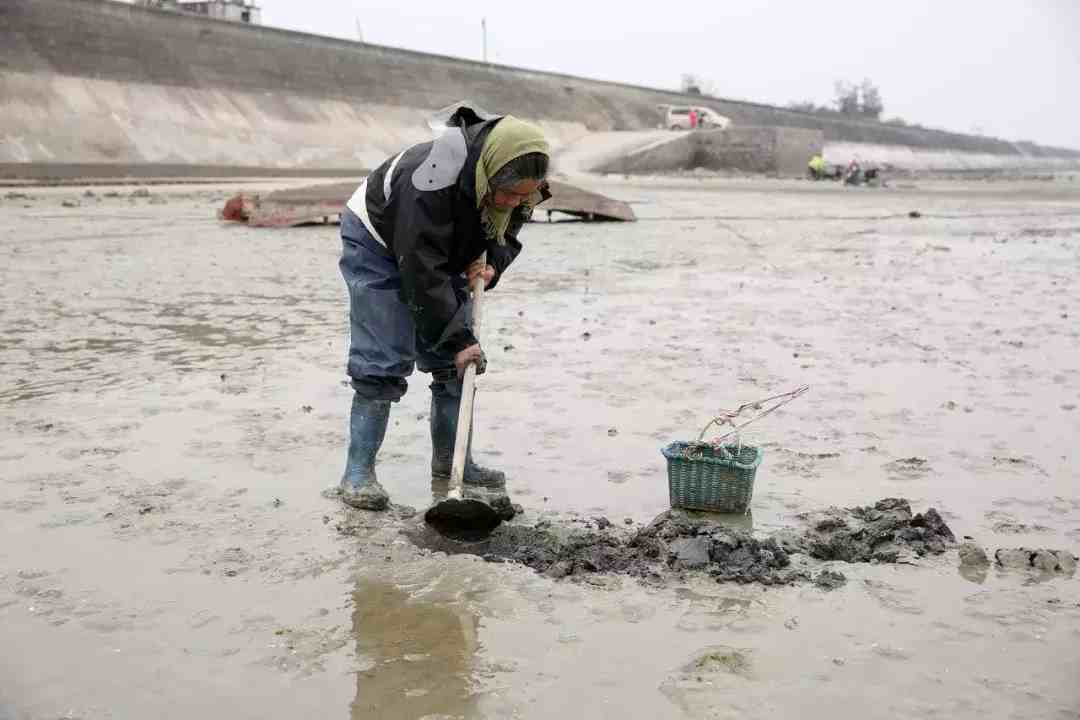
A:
2 0 1077 175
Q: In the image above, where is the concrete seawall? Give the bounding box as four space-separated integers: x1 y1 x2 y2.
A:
588 131 1080 178
592 128 824 178
2 0 1077 173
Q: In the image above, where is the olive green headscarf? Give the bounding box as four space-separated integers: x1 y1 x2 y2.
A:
475 116 549 245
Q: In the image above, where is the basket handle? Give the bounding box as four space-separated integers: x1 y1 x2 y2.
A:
696 415 734 442
691 417 739 460
696 385 810 447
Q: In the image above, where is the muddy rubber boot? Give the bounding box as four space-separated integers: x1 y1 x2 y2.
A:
340 394 391 511
430 382 506 489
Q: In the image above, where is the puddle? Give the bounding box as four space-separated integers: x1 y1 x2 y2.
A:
350 578 479 719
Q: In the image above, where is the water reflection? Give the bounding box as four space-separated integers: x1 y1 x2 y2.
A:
430 476 450 503
683 508 754 533
958 564 989 584
350 578 479 719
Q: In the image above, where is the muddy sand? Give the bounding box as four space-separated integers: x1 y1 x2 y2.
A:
2 175 1080 719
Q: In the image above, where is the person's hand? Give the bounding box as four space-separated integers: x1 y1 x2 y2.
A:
466 260 495 288
454 343 487 377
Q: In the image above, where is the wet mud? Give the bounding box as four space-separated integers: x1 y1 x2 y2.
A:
4 177 1080 719
403 497 955 587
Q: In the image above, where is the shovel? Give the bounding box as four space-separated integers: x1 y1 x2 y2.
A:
424 252 504 539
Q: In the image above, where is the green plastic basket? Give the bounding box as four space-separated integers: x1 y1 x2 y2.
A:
661 442 763 513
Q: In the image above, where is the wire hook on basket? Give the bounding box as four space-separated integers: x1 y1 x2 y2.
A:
685 385 810 458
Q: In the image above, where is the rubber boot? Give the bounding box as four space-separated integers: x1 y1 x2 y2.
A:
430 382 506 489
340 394 391 510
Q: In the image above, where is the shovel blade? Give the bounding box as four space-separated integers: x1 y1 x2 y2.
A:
424 497 503 541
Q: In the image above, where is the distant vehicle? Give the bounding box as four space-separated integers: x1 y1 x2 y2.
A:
661 106 731 131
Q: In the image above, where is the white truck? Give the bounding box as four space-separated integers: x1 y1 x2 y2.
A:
659 105 732 131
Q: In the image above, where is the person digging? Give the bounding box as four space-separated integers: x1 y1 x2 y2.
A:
337 106 550 510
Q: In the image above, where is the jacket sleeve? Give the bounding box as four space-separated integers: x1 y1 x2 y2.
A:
485 182 549 290
394 189 478 356
485 234 522 292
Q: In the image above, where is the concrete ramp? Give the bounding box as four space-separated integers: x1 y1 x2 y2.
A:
551 131 676 175
590 134 695 175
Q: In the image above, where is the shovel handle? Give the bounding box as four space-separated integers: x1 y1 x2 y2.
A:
449 252 486 495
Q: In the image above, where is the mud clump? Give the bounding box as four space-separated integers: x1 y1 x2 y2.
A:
958 540 992 582
668 537 710 570
683 646 752 677
480 523 659 581
958 541 991 568
637 512 803 585
415 511 801 584
797 498 955 563
403 498 957 587
814 569 847 590
994 548 1077 575
991 521 1053 535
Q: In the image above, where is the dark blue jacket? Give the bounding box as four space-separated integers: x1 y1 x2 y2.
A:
347 107 549 355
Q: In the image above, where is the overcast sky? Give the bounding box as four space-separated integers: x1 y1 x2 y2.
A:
254 1 1078 148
